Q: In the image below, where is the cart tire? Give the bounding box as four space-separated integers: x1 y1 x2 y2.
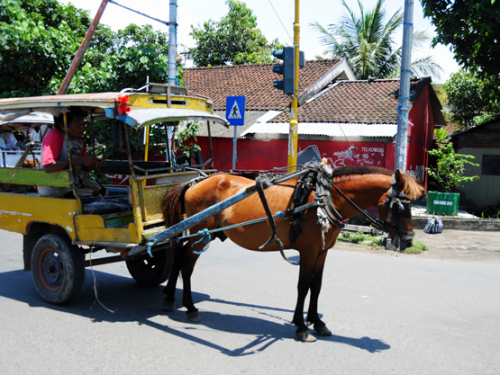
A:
126 247 172 287
31 233 85 304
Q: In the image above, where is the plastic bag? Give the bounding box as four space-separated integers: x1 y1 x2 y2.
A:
424 216 443 234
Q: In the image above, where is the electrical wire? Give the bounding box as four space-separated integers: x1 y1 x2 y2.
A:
267 0 293 44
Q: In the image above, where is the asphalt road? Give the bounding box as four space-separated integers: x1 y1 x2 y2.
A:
1 229 500 375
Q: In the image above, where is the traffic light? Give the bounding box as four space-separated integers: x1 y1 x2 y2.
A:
272 47 295 95
272 47 306 95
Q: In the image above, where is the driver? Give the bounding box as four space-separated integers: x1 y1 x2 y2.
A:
37 107 105 197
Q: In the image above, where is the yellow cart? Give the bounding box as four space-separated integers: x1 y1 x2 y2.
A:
0 83 228 304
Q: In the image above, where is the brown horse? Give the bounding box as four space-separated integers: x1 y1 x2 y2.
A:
161 166 424 342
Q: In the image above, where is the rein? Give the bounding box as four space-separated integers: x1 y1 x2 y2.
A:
318 170 413 238
178 162 413 264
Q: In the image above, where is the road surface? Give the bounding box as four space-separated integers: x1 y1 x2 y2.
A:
0 229 499 374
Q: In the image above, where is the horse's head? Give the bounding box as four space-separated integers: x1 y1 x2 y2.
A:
378 170 424 251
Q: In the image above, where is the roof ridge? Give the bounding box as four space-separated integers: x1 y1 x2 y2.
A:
184 58 341 71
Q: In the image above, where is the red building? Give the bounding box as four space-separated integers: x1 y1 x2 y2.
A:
184 61 444 188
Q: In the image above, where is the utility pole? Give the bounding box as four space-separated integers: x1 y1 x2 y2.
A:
287 0 300 171
395 0 414 171
58 0 108 95
168 0 178 85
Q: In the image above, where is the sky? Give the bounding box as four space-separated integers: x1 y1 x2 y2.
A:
60 0 460 83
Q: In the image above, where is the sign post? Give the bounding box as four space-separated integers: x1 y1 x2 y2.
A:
226 96 246 170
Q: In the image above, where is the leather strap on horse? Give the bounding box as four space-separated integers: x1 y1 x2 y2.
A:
318 170 388 232
255 174 298 265
315 171 348 229
289 164 319 249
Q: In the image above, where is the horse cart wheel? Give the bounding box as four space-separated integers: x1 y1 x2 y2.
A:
31 234 85 304
126 247 172 287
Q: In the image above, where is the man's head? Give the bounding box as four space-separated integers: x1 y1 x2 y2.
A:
54 107 87 138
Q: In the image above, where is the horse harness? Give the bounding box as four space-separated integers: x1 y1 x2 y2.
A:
182 161 414 264
254 161 414 263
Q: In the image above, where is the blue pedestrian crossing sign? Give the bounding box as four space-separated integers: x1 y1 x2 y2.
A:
226 96 246 126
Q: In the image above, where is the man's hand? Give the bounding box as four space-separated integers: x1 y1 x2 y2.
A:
78 154 104 169
43 155 105 173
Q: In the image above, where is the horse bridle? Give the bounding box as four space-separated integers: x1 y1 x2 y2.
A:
318 169 415 243
383 176 415 243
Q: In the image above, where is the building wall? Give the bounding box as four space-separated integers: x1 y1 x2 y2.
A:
451 122 500 211
195 137 396 171
406 83 434 186
454 147 500 210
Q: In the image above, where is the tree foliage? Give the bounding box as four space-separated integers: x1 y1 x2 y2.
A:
49 24 179 94
443 70 498 129
311 0 443 80
427 142 479 192
0 0 189 159
0 0 179 97
187 0 281 66
421 0 500 80
0 0 82 97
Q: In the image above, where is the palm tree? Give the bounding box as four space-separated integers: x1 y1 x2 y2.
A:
311 0 443 80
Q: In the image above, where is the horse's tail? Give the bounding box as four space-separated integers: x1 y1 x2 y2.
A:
162 182 190 229
162 183 191 263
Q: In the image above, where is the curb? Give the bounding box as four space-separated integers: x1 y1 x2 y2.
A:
413 217 500 231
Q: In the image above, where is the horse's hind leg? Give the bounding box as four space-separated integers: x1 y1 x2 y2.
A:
180 248 202 322
306 250 332 337
163 244 182 311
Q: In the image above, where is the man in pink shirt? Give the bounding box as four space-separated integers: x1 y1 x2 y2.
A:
38 108 104 197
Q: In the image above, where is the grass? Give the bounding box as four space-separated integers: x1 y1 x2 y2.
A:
402 240 429 254
339 231 428 254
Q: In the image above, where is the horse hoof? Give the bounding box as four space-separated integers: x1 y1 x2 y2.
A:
315 325 332 337
297 331 317 343
163 300 176 312
186 311 201 322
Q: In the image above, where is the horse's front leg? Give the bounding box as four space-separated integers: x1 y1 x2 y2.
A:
292 253 316 342
306 250 332 337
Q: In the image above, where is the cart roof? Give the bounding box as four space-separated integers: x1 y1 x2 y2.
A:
0 112 53 130
0 92 229 129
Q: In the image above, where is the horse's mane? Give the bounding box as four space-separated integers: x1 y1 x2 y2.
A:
400 173 425 200
332 166 393 178
331 166 424 200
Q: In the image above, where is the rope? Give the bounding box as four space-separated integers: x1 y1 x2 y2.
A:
397 95 414 127
88 246 116 313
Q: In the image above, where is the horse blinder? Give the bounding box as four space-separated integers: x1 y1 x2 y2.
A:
384 180 414 247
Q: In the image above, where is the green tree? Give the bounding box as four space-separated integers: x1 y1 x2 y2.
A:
311 0 443 80
427 142 479 192
443 70 498 129
187 0 281 66
0 0 82 97
421 0 500 80
49 23 177 94
421 0 500 111
0 0 188 160
0 0 178 97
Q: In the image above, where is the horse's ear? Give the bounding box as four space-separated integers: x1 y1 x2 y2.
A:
395 169 403 184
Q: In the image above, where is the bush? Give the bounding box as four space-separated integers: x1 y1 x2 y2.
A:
427 142 479 192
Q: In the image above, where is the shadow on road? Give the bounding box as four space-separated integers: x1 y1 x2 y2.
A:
0 268 390 355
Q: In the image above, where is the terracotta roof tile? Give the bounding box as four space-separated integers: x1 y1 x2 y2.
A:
184 59 341 111
272 77 431 124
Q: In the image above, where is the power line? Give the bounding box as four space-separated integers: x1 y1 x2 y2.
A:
267 0 293 44
108 0 172 27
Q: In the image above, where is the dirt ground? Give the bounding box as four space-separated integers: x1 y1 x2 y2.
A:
333 229 500 263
